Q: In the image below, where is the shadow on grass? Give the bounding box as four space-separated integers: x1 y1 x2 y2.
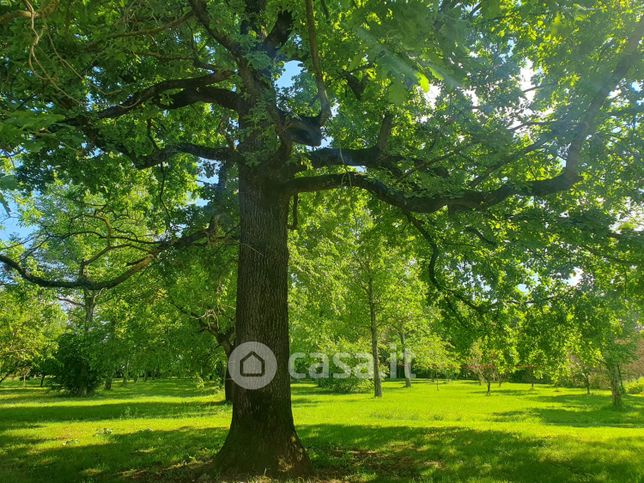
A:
94 380 224 399
0 380 226 409
302 424 642 482
0 426 229 483
0 400 230 428
493 393 644 428
2 423 641 482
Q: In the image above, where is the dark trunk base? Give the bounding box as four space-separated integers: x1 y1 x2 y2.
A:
214 424 312 477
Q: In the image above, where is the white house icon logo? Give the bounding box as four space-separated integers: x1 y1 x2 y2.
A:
229 342 277 390
240 351 265 377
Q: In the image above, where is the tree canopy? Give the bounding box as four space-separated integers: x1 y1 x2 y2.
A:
1 0 642 477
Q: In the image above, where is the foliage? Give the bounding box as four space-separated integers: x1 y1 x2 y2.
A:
0 282 64 381
625 379 643 395
0 0 643 474
51 332 107 396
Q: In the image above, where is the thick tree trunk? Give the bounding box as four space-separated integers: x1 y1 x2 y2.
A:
214 173 311 477
368 278 382 398
486 380 491 396
104 376 113 391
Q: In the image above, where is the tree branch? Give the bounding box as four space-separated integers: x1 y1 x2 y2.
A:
290 18 643 215
79 122 232 169
189 0 241 56
162 85 240 111
404 212 485 313
78 71 235 121
263 10 294 57
304 0 331 125
0 226 229 290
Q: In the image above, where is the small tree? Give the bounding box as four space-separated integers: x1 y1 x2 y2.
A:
468 335 517 395
51 331 107 396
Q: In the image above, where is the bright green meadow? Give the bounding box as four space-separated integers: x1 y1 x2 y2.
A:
0 379 642 482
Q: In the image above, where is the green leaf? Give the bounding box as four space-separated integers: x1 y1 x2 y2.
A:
0 175 18 190
550 13 564 36
482 0 502 20
427 63 445 81
388 81 408 105
417 73 431 92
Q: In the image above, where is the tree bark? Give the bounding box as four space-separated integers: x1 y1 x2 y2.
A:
400 331 412 388
79 362 88 397
0 366 16 384
220 340 234 403
224 365 234 403
607 362 623 408
368 277 382 398
214 171 311 477
486 380 491 396
617 364 625 394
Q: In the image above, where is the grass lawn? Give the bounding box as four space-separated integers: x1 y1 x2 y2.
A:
0 379 642 482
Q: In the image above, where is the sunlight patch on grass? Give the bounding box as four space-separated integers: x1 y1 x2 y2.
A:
0 379 641 481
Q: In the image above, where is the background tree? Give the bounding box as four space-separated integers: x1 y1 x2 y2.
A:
0 281 64 383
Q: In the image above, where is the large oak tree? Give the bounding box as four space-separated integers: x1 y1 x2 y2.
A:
1 0 642 476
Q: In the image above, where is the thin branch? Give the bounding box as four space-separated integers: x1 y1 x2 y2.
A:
0 227 230 290
290 19 643 215
304 0 331 124
77 71 234 121
189 0 241 56
85 11 193 49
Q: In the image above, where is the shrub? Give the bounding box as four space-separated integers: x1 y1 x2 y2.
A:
51 332 107 396
317 375 372 393
625 380 643 394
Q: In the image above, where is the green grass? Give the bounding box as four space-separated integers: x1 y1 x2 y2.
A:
0 379 642 482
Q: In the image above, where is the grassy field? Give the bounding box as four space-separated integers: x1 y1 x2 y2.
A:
0 379 642 482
